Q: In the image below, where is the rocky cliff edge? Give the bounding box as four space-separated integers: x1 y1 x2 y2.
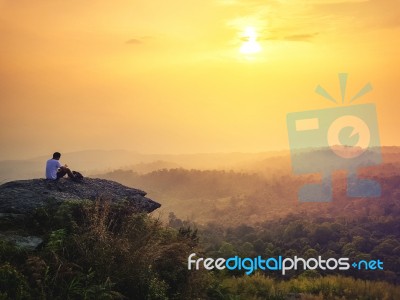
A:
0 178 161 215
0 178 161 250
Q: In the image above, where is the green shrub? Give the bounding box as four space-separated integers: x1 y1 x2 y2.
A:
215 274 400 300
0 263 31 300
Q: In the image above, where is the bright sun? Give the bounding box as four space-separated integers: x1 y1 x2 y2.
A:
240 27 261 54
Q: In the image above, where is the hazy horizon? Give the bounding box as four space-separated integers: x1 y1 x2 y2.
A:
1 0 399 160
0 147 291 161
3 145 400 162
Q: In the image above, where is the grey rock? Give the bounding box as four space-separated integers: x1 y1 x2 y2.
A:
0 178 161 214
0 213 26 220
0 233 43 250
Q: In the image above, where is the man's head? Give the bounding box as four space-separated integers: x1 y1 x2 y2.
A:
52 152 61 160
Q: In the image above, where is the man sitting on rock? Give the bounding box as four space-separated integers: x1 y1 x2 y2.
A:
45 152 75 180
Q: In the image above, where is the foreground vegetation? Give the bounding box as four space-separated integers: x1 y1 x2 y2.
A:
1 199 400 299
212 274 400 300
185 211 400 283
0 199 209 299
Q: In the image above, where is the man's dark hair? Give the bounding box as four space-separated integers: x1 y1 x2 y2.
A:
52 152 61 159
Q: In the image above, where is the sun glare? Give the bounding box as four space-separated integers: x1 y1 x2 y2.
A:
240 27 261 54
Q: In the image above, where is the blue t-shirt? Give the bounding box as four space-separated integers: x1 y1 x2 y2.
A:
46 159 61 180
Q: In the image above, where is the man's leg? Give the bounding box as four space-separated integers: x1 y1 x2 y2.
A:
57 166 75 179
56 168 66 179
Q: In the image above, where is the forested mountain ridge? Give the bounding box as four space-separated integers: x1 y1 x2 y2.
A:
97 151 400 226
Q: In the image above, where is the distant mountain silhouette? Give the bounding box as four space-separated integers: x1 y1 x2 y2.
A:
0 149 283 182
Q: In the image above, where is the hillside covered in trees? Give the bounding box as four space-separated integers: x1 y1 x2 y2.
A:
97 147 400 226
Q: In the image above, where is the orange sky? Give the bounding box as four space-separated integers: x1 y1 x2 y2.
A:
0 0 399 160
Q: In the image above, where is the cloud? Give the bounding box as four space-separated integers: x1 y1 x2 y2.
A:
224 0 325 45
313 0 400 29
224 0 399 47
283 33 319 41
254 32 318 42
125 36 155 46
125 38 142 45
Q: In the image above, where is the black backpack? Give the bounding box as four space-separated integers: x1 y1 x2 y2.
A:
72 171 84 182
